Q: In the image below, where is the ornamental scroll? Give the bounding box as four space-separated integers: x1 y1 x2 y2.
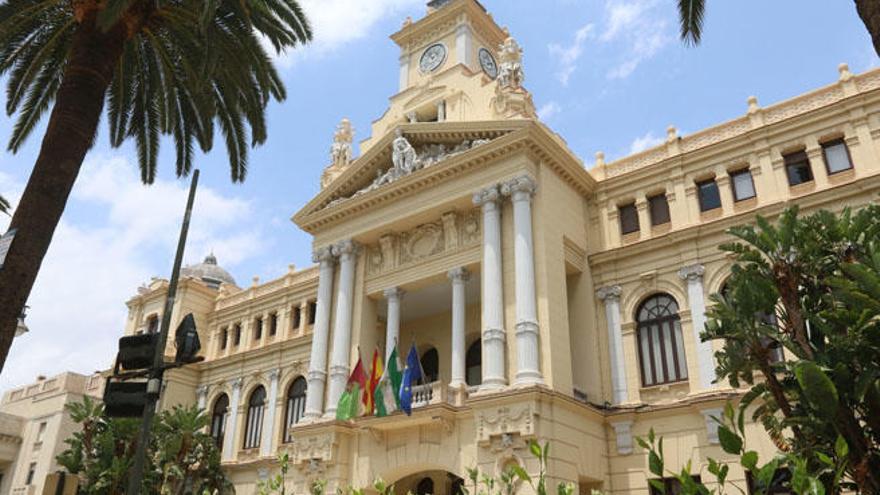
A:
365 210 481 277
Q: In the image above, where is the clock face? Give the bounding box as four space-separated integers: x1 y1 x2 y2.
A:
419 43 447 73
478 48 498 79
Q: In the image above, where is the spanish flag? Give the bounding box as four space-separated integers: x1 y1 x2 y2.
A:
366 348 382 413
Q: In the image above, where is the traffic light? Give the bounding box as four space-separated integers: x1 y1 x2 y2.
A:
103 381 149 418
117 333 158 371
174 313 201 364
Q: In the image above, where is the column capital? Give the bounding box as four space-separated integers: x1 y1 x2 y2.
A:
196 385 209 398
332 239 359 259
500 175 537 201
596 285 622 302
448 267 470 283
229 377 243 390
312 246 336 264
267 368 281 381
472 184 501 207
678 264 705 282
383 287 405 300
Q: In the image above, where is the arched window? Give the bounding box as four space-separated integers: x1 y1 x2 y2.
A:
466 340 482 386
210 394 228 449
284 377 307 442
243 386 266 449
146 314 159 334
720 282 784 364
420 347 439 384
416 477 434 495
636 294 688 386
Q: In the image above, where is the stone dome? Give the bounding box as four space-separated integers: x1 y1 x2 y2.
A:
181 254 237 289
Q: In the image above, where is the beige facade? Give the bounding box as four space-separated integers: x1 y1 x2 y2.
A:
0 372 103 495
108 1 880 494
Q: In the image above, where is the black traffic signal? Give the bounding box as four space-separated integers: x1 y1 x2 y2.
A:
174 313 201 364
103 380 149 417
116 333 158 371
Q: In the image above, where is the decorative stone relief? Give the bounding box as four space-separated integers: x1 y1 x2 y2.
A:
365 210 481 277
497 35 524 90
611 421 633 455
476 405 537 446
321 118 355 189
327 131 492 207
289 433 335 468
701 408 723 445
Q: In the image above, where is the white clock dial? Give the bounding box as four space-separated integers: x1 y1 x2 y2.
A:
419 43 447 73
478 47 498 79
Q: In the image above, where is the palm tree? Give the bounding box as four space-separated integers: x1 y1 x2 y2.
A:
0 1 311 372
0 195 9 216
677 0 880 56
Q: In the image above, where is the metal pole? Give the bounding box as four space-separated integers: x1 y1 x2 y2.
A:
127 169 200 494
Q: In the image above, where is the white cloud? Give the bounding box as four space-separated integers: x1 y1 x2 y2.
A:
273 0 423 68
628 131 664 154
0 156 264 391
537 101 562 120
548 24 594 86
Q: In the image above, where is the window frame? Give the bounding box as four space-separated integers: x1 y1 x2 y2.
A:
636 294 689 387
820 138 854 175
210 394 229 450
783 150 814 186
26 462 36 485
292 306 302 330
219 327 228 350
233 324 242 346
308 301 317 325
243 386 266 450
696 178 722 212
284 377 308 442
647 193 670 226
729 168 756 202
269 313 277 336
466 340 482 387
618 202 640 235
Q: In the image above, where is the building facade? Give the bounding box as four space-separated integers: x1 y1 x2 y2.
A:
117 1 880 493
0 372 103 495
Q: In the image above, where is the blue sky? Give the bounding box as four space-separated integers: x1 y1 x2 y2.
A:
0 0 875 390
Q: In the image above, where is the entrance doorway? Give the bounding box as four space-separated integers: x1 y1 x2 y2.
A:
393 471 465 495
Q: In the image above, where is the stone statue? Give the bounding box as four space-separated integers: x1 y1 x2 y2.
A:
392 129 420 174
497 35 525 90
330 118 354 166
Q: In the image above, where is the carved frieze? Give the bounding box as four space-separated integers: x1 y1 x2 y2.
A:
366 210 481 277
288 432 336 468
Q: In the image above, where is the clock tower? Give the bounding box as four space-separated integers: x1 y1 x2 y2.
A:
358 0 536 154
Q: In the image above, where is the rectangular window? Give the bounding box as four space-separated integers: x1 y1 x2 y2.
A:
233 325 241 346
292 307 302 329
747 468 792 494
254 318 263 341
220 328 228 350
650 476 702 495
697 179 722 212
821 138 853 174
648 194 670 226
619 203 640 235
308 301 317 325
269 313 277 336
26 463 36 485
35 422 46 444
730 169 756 201
784 150 813 186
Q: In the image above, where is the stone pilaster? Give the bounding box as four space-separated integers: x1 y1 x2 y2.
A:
679 264 715 389
304 246 335 420
448 268 470 388
384 287 404 362
597 285 627 404
261 368 280 456
223 377 243 461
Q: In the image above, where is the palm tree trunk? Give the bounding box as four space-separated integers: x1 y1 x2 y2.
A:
0 14 125 371
856 0 880 57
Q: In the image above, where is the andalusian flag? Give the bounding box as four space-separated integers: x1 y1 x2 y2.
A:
365 348 382 413
336 356 367 421
374 346 403 417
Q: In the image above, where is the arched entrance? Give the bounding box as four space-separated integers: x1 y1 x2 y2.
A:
392 471 465 495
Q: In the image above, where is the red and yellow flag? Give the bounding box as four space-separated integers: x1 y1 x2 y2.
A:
366 348 383 414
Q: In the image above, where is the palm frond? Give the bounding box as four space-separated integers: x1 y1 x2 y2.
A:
0 194 10 216
677 0 705 46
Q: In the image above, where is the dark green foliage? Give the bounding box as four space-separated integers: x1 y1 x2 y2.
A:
0 194 9 215
0 0 312 183
677 0 705 45
56 396 233 494
703 205 880 491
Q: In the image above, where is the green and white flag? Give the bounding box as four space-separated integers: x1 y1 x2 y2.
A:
374 346 403 417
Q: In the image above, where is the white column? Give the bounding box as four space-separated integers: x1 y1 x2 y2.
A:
384 287 404 362
304 247 336 420
597 286 627 404
222 377 242 461
501 175 544 385
472 186 507 390
196 385 209 410
261 368 280 456
448 268 469 388
325 239 359 417
679 264 715 389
